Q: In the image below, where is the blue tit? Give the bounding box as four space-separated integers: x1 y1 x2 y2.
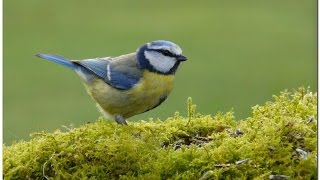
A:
36 40 187 125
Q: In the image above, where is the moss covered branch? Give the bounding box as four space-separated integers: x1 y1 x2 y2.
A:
4 87 317 179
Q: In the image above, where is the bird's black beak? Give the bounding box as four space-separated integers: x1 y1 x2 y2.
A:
176 54 187 61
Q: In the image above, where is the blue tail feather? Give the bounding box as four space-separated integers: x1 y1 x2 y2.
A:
36 54 78 70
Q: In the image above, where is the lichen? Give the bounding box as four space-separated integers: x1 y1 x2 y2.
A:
3 87 317 179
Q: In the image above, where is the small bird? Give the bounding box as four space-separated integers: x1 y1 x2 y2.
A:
36 40 187 125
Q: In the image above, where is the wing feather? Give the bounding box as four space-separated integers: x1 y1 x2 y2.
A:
74 54 142 90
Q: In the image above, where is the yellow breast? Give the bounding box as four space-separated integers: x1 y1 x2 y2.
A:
85 71 175 119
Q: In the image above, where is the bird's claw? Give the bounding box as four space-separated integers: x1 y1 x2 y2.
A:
115 115 128 125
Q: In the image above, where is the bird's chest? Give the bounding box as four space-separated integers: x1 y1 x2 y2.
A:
130 71 174 101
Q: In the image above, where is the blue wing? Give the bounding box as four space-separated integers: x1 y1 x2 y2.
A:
75 57 142 90
75 58 110 80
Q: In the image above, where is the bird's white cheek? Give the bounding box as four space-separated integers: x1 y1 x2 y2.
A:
144 51 176 73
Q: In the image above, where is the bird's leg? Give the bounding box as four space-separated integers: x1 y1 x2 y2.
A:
115 115 128 125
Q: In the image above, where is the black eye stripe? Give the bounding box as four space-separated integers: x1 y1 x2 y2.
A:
153 49 176 57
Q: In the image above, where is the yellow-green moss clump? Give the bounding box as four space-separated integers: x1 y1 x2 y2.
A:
4 87 317 179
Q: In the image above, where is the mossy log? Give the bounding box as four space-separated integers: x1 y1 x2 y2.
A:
3 87 317 179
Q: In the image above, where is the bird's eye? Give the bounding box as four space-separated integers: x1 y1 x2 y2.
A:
162 50 172 56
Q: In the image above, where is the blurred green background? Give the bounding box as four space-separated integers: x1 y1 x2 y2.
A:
4 1 316 144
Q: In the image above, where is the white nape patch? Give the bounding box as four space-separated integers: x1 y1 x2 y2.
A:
107 64 111 81
98 57 112 61
144 51 176 73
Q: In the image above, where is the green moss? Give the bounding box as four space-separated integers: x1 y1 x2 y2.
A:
3 87 317 179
